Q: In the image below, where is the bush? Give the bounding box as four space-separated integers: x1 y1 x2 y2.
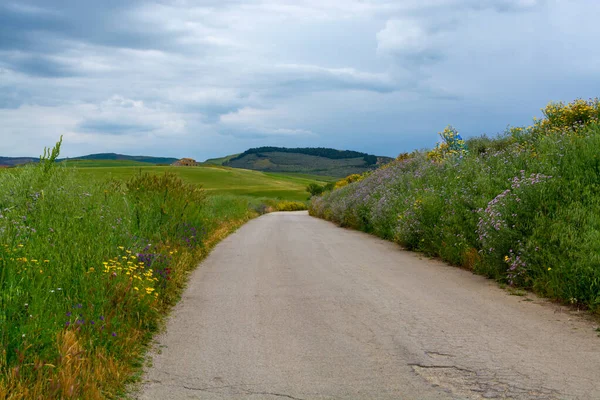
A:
274 201 308 211
306 182 325 197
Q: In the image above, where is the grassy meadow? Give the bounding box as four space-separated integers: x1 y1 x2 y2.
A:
311 98 600 313
0 146 323 398
68 162 332 202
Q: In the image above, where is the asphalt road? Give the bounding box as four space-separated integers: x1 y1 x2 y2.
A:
136 211 600 400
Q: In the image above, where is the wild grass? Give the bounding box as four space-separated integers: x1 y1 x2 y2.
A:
311 98 600 312
0 139 263 398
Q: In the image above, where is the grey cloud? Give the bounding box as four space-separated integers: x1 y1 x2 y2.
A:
250 64 403 98
1 54 78 77
77 119 153 135
0 1 185 54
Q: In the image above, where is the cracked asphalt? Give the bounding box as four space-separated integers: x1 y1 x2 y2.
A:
136 211 600 399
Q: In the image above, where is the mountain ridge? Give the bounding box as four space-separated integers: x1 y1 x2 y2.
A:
0 153 179 167
221 146 393 177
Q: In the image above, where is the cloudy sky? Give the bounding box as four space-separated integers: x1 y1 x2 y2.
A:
1 0 599 159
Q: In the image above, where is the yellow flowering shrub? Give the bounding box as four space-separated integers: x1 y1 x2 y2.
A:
427 125 468 162
534 98 600 134
334 174 365 189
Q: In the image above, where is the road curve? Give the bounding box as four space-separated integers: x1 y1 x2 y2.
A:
136 211 600 400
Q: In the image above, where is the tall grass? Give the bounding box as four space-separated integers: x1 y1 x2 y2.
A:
0 139 258 398
311 99 600 312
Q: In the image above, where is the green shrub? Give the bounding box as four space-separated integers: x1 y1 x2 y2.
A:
306 182 325 197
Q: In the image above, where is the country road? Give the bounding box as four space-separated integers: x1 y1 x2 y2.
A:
136 211 600 400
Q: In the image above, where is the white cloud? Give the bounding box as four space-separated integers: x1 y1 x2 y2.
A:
219 107 315 138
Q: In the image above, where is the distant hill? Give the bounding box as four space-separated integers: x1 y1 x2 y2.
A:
0 153 179 167
61 153 179 165
0 157 38 167
223 147 393 177
202 154 240 165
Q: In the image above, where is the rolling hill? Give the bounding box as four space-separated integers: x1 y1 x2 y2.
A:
61 153 178 164
202 154 240 165
0 157 38 167
222 147 393 177
0 153 179 167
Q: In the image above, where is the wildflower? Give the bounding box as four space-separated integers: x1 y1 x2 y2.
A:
112 332 117 337
44 260 49 263
66 312 72 317
548 267 552 271
99 316 104 321
134 287 139 291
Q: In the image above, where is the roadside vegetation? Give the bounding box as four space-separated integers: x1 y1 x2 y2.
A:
311 98 600 313
0 139 307 398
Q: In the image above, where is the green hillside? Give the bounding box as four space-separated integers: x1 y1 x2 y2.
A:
224 147 392 177
0 157 38 167
73 164 331 201
1 153 179 167
202 154 240 165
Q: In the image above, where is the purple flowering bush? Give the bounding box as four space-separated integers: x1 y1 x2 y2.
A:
311 99 600 312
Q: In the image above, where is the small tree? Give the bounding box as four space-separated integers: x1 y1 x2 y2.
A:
306 183 325 197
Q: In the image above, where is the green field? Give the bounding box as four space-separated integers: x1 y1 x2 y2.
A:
71 163 332 201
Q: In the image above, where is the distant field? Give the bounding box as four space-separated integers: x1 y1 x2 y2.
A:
72 163 332 201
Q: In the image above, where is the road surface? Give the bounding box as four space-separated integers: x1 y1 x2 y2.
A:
136 211 600 399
